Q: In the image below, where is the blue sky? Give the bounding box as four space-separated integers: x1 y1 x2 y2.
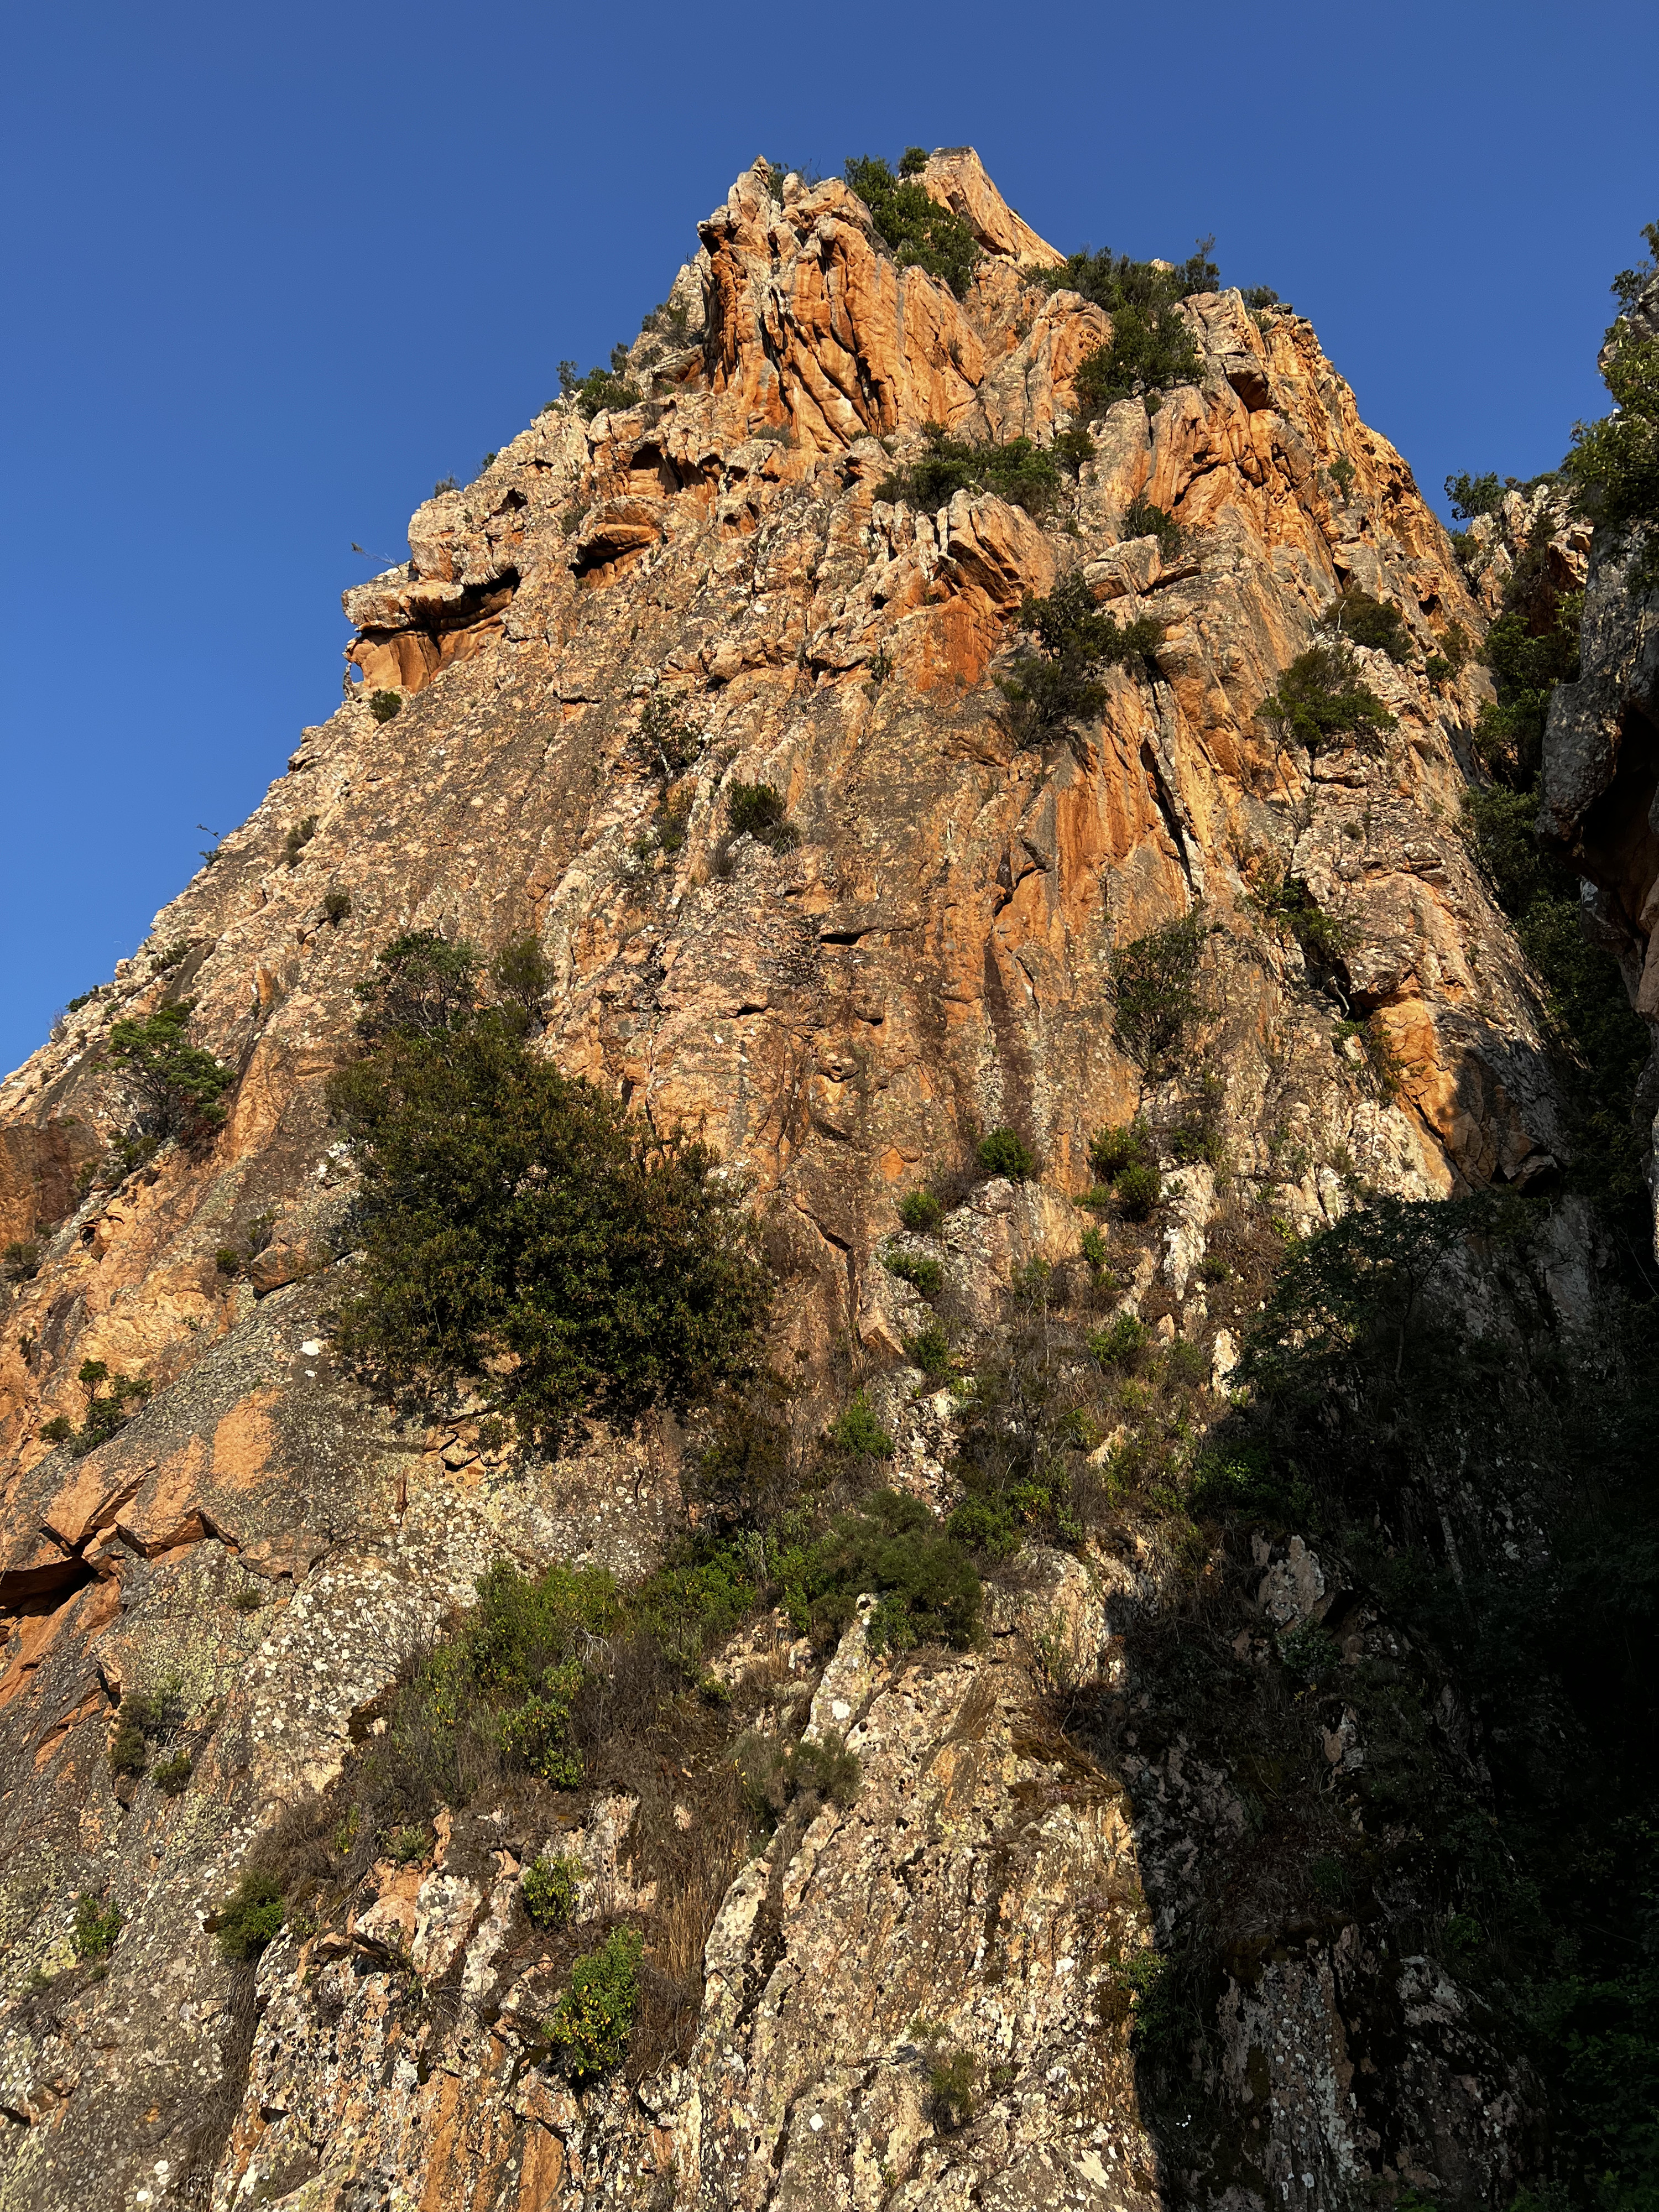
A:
2 0 1655 1073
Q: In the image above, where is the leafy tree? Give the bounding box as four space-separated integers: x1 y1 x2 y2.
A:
727 782 798 849
328 1020 770 1446
1445 471 1504 519
216 1868 284 1961
39 1358 152 1458
843 155 980 297
874 424 1064 517
1320 587 1413 664
352 931 481 1045
1109 911 1207 1072
998 575 1162 745
557 347 641 419
1032 238 1220 314
107 1001 234 1147
1073 309 1203 415
977 1127 1034 1181
1258 641 1395 755
1564 219 1659 587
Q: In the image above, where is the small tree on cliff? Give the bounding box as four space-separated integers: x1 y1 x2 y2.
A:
107 1001 235 1150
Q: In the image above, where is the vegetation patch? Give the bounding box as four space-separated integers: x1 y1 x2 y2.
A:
557 348 641 419
328 933 770 1448
1564 221 1659 587
108 1000 235 1153
1108 911 1207 1073
843 152 980 298
726 782 799 850
1258 642 1395 755
874 423 1065 517
998 575 1162 746
41 1358 152 1458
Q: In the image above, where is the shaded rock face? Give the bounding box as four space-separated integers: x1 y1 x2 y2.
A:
1541 277 1659 1230
0 153 1579 2208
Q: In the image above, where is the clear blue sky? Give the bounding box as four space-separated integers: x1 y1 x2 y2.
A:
3 0 1655 1074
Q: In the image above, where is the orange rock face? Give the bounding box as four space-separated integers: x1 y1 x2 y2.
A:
0 150 1569 2210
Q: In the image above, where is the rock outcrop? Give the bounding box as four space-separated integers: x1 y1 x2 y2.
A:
0 152 1594 2210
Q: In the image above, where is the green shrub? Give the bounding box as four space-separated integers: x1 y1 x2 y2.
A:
1114 1163 1162 1219
637 692 703 780
727 782 799 849
780 1488 980 1653
945 1493 1022 1559
1121 494 1185 560
1564 267 1659 583
322 889 352 925
42 1359 152 1459
558 348 641 419
1109 911 1206 1072
352 930 481 1044
1445 470 1503 519
369 689 403 723
549 1925 644 2080
998 575 1162 745
487 934 552 1033
1250 873 1355 985
1089 1119 1152 1179
977 1127 1034 1181
898 1187 943 1233
1090 1313 1152 1370
3 1239 41 1282
883 1248 944 1297
843 156 980 297
523 1852 581 1928
432 476 458 496
1258 642 1395 755
109 1720 148 1777
1329 455 1357 500
905 1321 953 1377
216 1868 284 1961
830 1391 895 1458
1320 588 1412 664
108 1000 235 1147
152 1751 192 1796
215 1247 242 1277
926 2044 978 2131
735 1729 862 1824
1052 425 1095 477
283 816 318 867
874 424 1063 517
72 1893 123 1961
1074 309 1202 415
1472 596 1583 782
328 1017 770 1447
387 1823 429 1865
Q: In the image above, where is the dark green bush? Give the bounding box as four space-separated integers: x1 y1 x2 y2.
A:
215 1246 241 1277
904 1322 953 1378
352 931 481 1045
72 1894 123 1961
559 348 641 419
828 1391 894 1458
369 690 402 723
487 934 552 1034
1564 226 1659 583
926 2044 978 2131
109 1720 148 1777
1258 641 1395 755
152 1751 192 1797
1089 1312 1152 1370
322 889 352 925
727 782 799 849
883 1248 944 1297
522 1853 581 1928
328 1017 770 1447
283 816 318 867
1114 1162 1162 1219
1473 596 1583 782
1074 309 1202 416
41 1358 152 1459
1319 588 1412 664
1250 874 1355 986
898 1187 943 1233
874 424 1063 517
2 1239 40 1282
108 1000 234 1147
977 1127 1035 1181
550 1925 644 2079
779 1489 980 1653
1121 494 1185 560
1034 238 1218 315
944 1493 1022 1559
1109 911 1206 1072
998 575 1162 745
1052 425 1096 477
843 156 980 297
433 476 458 496
1445 471 1503 519
216 1868 284 1961
1089 1119 1152 1179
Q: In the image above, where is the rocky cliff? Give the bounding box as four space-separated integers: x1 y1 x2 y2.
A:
0 153 1616 2212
